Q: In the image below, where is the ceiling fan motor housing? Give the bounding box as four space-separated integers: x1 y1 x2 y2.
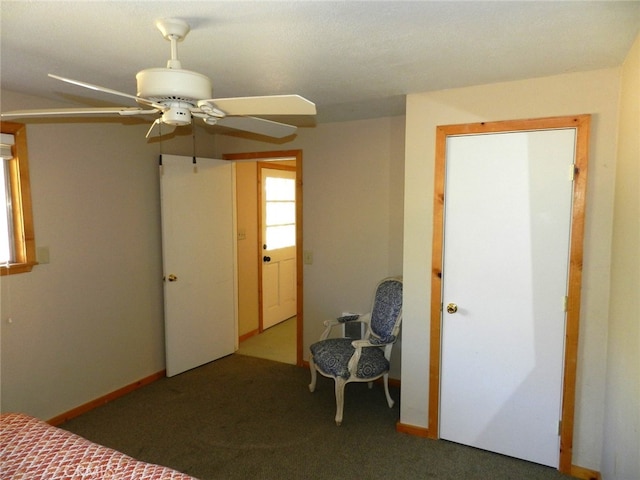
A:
136 68 212 105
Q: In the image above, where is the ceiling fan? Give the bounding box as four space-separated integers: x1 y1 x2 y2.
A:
1 18 316 138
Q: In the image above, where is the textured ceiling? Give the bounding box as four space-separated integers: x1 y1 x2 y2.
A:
1 1 639 124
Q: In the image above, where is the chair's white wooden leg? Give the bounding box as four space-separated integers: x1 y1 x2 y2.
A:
334 378 346 426
309 357 317 393
383 373 394 408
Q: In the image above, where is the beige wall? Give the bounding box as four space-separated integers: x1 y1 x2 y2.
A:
235 161 260 338
602 34 640 480
402 68 622 470
0 91 217 419
216 116 406 378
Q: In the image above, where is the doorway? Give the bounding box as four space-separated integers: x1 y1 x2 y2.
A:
223 150 304 367
428 115 590 473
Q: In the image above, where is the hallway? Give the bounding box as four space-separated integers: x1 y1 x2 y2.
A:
236 317 296 365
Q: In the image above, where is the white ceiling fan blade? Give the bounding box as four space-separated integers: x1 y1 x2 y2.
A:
203 95 316 116
0 107 158 119
214 116 297 138
48 74 165 110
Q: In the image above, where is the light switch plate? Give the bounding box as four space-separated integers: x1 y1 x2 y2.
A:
303 250 313 265
36 246 50 264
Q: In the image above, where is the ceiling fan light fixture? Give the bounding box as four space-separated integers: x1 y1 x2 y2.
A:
161 105 192 126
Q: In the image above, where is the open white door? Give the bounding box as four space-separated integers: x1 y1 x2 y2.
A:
160 155 237 377
260 166 297 330
439 129 576 467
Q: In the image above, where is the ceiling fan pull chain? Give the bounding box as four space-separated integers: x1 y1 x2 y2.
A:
192 130 198 173
192 129 197 160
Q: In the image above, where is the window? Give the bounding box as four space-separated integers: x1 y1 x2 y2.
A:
264 174 296 250
0 122 36 275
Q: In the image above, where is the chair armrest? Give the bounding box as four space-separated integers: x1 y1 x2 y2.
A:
322 318 342 328
319 318 341 340
319 313 371 341
350 339 378 348
346 338 385 376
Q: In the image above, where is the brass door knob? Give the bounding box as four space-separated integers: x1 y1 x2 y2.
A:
167 274 178 282
446 303 458 314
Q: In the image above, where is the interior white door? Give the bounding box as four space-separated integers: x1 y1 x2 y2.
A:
260 167 297 330
160 154 236 377
439 129 576 467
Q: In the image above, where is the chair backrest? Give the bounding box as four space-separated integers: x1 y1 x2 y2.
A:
368 277 403 343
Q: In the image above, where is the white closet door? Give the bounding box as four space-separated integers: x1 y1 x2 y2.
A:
440 129 576 467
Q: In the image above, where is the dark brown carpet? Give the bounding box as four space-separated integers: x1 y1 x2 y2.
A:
61 354 573 480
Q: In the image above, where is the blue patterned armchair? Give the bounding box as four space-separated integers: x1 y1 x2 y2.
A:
308 277 403 425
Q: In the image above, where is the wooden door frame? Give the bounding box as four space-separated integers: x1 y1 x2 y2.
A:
257 162 297 332
428 115 590 474
222 150 304 367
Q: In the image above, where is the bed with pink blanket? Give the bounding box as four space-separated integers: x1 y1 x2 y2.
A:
0 413 199 479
